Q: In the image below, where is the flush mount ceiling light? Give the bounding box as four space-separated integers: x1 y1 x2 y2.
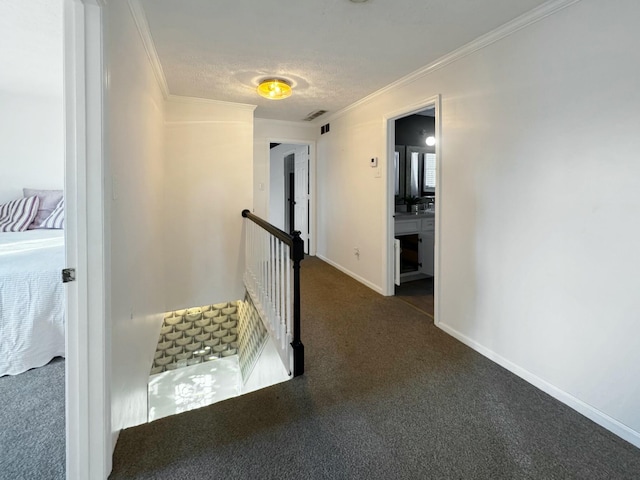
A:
425 136 436 147
257 78 292 100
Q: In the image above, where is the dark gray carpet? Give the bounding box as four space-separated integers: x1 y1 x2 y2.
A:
110 257 640 479
0 357 65 480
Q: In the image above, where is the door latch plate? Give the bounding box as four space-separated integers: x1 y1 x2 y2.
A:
62 268 76 283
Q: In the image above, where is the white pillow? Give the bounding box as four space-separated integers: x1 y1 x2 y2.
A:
0 196 40 232
41 198 64 229
23 188 64 229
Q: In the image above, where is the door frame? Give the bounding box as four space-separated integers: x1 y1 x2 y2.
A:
64 0 110 478
266 139 317 256
383 95 441 319
286 165 294 233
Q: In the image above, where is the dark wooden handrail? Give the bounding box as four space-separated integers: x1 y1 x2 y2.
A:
241 209 304 376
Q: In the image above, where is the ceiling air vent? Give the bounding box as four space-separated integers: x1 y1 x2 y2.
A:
303 109 327 122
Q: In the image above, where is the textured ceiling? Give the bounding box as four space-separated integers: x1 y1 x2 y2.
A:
140 0 549 122
0 0 62 96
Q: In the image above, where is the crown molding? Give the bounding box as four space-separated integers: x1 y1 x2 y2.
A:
254 117 318 129
128 0 170 98
327 0 582 123
166 94 257 111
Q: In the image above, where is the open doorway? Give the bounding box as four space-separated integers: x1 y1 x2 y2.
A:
0 0 67 477
386 96 440 319
64 1 110 477
269 142 311 254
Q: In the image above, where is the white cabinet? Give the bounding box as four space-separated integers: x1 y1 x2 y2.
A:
395 218 421 234
394 215 435 282
420 217 435 276
421 229 434 276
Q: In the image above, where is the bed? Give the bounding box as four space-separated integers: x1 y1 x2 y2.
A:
0 230 65 376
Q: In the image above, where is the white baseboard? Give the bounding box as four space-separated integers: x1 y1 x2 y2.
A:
315 254 384 295
435 320 640 449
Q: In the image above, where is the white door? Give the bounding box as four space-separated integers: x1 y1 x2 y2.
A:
65 1 110 477
394 238 401 286
293 145 309 254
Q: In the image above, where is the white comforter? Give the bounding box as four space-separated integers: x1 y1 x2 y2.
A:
0 230 65 376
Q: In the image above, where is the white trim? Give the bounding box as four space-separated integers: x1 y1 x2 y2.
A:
64 4 84 477
267 137 315 145
255 117 317 129
432 98 443 330
127 0 170 98
166 93 257 111
64 0 110 479
435 321 640 449
326 0 581 123
383 116 395 297
165 120 252 126
316 254 384 295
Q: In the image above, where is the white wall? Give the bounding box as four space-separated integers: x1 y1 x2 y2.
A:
0 0 63 204
105 0 166 435
316 109 387 291
0 90 63 203
104 2 256 442
163 97 255 310
317 0 640 446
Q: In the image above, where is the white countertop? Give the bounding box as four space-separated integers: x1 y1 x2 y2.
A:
394 211 435 219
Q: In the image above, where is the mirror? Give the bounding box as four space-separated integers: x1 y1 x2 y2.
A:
395 145 435 203
394 145 406 198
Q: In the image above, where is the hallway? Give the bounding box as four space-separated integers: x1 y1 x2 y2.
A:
110 257 640 479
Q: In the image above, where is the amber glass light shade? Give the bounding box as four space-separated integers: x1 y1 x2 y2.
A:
257 78 292 100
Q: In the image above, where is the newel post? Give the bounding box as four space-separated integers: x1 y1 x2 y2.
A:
290 230 305 376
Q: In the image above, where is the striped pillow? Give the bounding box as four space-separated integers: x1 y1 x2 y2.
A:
0 196 40 232
41 198 64 229
23 188 64 229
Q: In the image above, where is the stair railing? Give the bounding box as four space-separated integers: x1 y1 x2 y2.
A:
241 209 304 376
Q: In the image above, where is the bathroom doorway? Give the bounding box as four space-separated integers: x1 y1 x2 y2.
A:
385 96 441 320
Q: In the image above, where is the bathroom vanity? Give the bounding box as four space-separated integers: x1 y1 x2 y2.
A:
394 212 434 284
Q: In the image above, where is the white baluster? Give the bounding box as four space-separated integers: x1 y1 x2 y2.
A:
280 241 285 334
242 215 298 371
270 236 275 330
274 238 278 305
286 247 292 340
